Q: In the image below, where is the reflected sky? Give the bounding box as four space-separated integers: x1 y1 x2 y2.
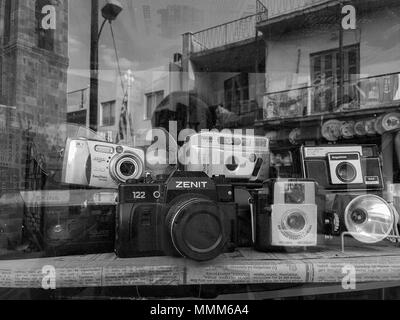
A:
67 0 255 92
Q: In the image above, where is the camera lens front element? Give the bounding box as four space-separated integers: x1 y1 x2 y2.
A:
167 196 226 262
119 159 137 177
110 153 144 183
336 162 357 183
350 208 368 225
286 212 306 231
280 210 310 241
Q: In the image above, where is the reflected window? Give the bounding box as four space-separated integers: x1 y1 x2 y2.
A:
224 73 249 115
310 44 360 113
145 90 164 120
101 100 116 127
3 0 12 45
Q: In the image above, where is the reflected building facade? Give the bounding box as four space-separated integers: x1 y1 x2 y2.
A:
0 0 69 192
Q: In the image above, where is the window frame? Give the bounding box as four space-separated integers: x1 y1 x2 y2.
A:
101 100 116 127
144 90 164 121
310 44 360 113
224 73 250 115
3 0 12 45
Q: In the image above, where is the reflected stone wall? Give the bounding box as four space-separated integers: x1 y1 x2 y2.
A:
0 0 69 192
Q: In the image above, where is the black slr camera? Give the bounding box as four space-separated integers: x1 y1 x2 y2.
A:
115 171 238 261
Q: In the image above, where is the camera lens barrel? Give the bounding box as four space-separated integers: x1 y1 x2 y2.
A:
286 212 307 231
166 196 226 262
110 153 144 183
280 209 309 240
336 162 357 183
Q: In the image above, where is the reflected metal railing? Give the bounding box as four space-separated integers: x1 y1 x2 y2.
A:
259 72 400 121
256 0 335 22
67 88 88 110
191 14 259 53
189 0 334 53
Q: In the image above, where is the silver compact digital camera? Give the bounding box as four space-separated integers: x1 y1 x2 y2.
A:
62 138 145 189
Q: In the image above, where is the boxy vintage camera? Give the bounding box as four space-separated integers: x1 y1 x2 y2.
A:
251 179 318 251
62 138 145 189
180 132 270 182
115 171 238 261
301 145 383 191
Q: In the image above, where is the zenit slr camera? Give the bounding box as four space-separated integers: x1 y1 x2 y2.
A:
62 138 145 189
115 171 238 261
251 179 319 251
301 144 383 191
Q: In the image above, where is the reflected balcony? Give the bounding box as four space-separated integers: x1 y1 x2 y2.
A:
257 72 400 126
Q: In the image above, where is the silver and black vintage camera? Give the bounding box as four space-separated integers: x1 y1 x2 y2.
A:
180 132 270 182
115 171 238 261
301 145 383 191
62 138 145 189
251 179 319 251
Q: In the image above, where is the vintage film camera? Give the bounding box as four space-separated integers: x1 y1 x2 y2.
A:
302 145 398 244
180 132 270 182
22 190 117 257
251 179 319 251
62 138 145 189
324 194 397 244
115 171 238 261
301 145 383 191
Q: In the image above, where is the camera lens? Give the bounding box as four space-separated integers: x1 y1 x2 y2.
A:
286 212 306 231
336 162 357 182
111 154 144 183
167 196 225 262
350 208 368 225
119 160 136 177
183 213 221 250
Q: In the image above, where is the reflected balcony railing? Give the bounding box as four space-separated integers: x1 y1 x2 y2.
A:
191 14 259 54
258 72 400 122
189 0 335 53
256 0 336 23
67 88 88 110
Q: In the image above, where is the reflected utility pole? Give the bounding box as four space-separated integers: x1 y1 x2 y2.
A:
90 0 99 132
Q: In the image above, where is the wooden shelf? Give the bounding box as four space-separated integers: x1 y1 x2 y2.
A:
255 103 400 129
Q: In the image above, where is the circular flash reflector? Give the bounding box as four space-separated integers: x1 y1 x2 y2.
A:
345 195 394 244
